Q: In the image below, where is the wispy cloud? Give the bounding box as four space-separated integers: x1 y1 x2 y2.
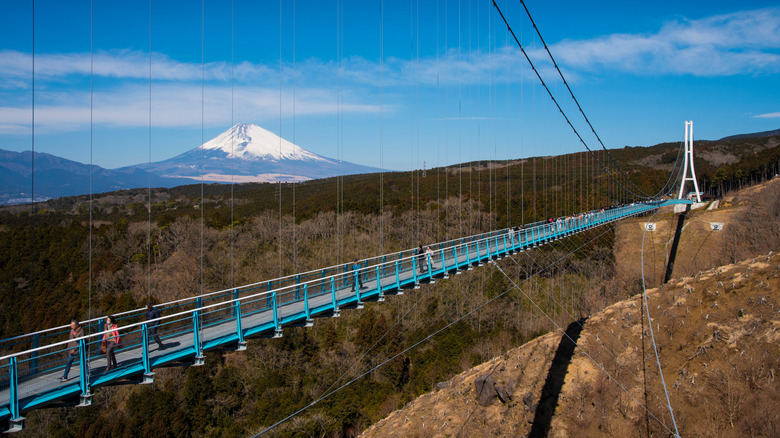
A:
0 84 380 134
754 112 780 118
549 8 780 76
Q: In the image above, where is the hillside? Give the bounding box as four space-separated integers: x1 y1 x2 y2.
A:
362 180 780 437
362 251 780 437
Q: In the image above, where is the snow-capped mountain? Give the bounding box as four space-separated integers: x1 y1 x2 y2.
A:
122 123 384 183
0 123 387 204
202 123 328 163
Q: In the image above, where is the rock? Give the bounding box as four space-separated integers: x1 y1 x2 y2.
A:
523 391 535 410
496 385 511 403
475 374 497 406
435 381 450 391
505 379 516 397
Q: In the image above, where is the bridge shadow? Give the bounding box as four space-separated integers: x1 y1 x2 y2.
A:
529 317 587 438
664 208 689 283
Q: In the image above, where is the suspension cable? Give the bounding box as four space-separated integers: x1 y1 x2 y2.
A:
640 210 681 436
87 0 94 386
517 0 652 201
230 0 235 289
147 0 152 304
278 0 283 278
491 0 653 202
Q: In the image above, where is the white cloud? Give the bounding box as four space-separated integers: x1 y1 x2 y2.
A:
0 84 379 134
549 8 780 76
754 112 780 118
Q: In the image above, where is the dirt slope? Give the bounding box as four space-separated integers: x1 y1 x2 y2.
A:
362 252 780 437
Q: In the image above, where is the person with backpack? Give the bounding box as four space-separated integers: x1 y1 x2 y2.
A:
59 319 82 382
102 315 120 371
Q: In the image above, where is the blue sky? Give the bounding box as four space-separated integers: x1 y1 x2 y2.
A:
1 0 779 171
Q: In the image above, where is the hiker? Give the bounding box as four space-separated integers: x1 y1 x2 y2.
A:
145 303 165 350
416 245 426 274
59 319 82 382
351 259 364 291
102 315 120 371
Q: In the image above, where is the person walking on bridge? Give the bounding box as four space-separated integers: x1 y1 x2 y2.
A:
145 303 165 350
59 319 82 382
351 259 365 291
416 245 426 274
102 315 120 371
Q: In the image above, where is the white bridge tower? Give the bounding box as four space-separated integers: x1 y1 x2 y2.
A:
677 120 701 203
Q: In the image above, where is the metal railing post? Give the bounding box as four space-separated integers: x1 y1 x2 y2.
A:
454 245 462 274
235 299 246 350
413 257 420 288
192 310 204 366
303 284 311 321
330 277 340 317
141 324 154 384
442 248 449 278
30 333 39 375
77 338 92 406
272 292 282 337
9 356 24 431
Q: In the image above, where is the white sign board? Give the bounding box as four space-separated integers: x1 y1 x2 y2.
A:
710 222 724 231
645 223 656 231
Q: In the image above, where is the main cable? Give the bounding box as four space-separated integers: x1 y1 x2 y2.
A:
517 0 652 201
491 0 652 202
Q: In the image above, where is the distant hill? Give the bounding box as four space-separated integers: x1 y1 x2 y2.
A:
719 128 780 141
0 149 183 205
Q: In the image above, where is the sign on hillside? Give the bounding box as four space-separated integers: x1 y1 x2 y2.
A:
710 222 724 231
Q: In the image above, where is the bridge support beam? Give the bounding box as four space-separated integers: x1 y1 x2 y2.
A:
235 291 247 351
140 324 154 384
76 338 92 407
413 258 420 289
375 266 385 301
330 277 340 318
302 284 314 326
192 310 205 366
8 357 25 432
272 292 283 338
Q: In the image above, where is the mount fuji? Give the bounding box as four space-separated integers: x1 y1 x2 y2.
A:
121 123 385 183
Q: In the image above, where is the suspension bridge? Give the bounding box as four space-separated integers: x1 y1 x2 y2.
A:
0 199 694 431
0 0 704 434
